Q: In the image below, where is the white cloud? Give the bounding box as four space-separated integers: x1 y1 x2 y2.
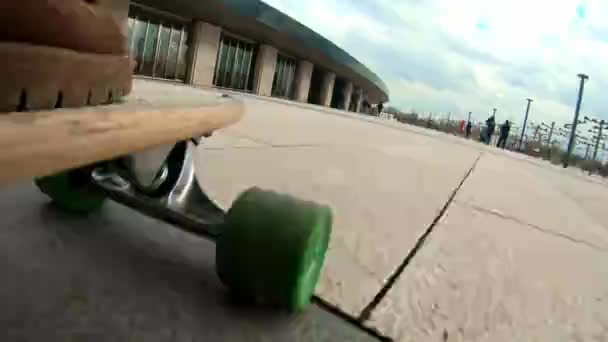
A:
262 0 608 126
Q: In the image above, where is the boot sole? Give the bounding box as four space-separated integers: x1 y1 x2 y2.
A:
0 42 133 112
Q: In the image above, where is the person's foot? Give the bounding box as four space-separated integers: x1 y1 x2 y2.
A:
0 0 134 112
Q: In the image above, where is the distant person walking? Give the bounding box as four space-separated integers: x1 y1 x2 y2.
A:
482 115 496 145
377 102 384 115
497 120 511 149
465 120 472 138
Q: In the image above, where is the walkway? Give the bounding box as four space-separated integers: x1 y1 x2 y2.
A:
3 80 608 341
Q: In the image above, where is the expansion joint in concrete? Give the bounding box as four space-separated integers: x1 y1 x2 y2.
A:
357 153 482 323
459 201 608 253
312 297 393 341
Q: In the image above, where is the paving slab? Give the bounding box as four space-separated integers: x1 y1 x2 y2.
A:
196 97 480 317
222 94 473 149
202 130 266 149
0 183 380 342
455 152 608 251
546 168 608 228
366 202 608 341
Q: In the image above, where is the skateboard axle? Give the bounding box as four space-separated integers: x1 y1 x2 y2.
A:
91 140 225 241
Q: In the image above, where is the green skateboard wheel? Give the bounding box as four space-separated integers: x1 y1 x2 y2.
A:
216 187 332 312
35 168 106 213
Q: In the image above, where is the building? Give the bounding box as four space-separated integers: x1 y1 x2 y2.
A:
122 0 389 112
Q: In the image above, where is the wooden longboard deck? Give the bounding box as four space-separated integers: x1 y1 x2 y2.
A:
0 79 244 186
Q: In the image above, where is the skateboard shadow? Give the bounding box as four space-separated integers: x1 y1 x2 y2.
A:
1 184 380 341
0 184 375 342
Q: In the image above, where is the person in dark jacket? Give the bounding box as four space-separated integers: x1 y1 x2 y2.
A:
483 116 496 145
497 120 511 148
465 120 472 138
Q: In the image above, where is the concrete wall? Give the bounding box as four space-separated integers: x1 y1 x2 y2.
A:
355 89 363 113
342 82 353 110
320 72 336 107
293 60 313 102
187 21 222 87
253 45 278 96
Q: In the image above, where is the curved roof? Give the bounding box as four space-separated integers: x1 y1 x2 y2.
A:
134 0 389 103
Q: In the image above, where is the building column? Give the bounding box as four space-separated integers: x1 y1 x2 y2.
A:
342 82 354 110
355 88 363 113
319 72 336 107
187 21 221 87
293 60 313 102
253 45 278 96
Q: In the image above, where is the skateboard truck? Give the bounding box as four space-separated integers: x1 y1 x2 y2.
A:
39 137 331 312
91 139 225 240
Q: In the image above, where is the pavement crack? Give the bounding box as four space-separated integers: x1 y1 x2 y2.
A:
224 133 323 149
312 297 393 341
357 154 482 323
229 132 274 146
203 144 325 151
462 202 608 253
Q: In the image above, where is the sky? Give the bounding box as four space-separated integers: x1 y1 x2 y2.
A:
262 0 608 134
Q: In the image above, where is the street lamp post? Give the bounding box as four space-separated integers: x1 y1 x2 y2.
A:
564 74 589 168
547 121 555 146
519 99 533 151
593 120 606 161
541 122 556 159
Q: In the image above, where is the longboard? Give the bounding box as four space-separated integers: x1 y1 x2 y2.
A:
0 78 332 313
0 79 244 185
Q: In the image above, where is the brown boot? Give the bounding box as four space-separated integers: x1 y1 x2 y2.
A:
0 0 134 112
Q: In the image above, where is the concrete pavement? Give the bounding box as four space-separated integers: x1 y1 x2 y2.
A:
2 80 608 341
196 96 480 318
0 183 381 342
196 87 608 341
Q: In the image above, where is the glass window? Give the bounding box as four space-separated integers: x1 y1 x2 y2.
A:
223 40 236 87
278 61 287 96
214 35 257 91
176 29 189 81
137 21 152 73
155 24 171 78
230 41 242 89
284 60 289 95
164 26 181 79
141 22 159 76
272 57 283 97
127 9 190 82
247 48 258 91
127 18 135 52
272 55 296 98
286 61 295 98
236 46 246 90
237 46 250 90
214 39 228 86
131 18 147 72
